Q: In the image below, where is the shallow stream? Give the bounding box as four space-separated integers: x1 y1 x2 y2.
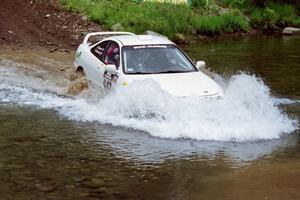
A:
0 36 299 200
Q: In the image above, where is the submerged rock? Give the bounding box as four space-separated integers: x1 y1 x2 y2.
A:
282 27 300 35
80 178 105 189
35 182 56 192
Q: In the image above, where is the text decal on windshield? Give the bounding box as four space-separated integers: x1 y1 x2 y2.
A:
133 45 168 49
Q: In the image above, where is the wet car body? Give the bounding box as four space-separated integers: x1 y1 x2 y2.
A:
74 32 223 98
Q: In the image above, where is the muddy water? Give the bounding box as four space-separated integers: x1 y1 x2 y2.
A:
0 36 300 200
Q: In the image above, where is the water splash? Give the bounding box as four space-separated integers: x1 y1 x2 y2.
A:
0 64 298 141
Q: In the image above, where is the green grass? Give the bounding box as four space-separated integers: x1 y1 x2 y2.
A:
222 11 249 33
223 0 300 30
249 7 279 30
249 3 300 30
61 0 194 38
269 3 300 27
193 11 249 35
194 15 224 35
60 0 299 39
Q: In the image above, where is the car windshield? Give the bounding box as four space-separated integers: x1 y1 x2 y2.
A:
122 45 196 74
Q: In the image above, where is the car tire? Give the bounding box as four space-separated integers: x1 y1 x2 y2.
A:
76 66 86 77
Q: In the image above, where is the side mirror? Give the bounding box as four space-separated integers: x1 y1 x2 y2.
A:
105 64 117 74
196 61 206 71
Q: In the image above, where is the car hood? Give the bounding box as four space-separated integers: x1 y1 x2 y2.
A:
122 72 223 97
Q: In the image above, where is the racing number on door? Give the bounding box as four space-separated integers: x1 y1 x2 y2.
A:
101 41 120 91
103 72 118 91
103 71 111 90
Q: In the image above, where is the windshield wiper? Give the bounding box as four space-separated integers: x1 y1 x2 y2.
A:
155 70 193 74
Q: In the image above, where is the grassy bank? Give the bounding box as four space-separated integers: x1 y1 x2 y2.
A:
60 0 300 40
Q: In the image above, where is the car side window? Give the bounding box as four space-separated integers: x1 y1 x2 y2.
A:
91 41 109 63
103 41 120 69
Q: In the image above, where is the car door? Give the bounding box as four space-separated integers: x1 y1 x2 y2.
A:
88 41 110 88
101 41 120 91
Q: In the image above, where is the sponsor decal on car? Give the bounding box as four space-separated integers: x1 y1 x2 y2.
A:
76 51 82 59
133 45 168 49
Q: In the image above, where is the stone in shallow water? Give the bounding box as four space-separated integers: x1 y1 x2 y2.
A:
35 182 56 192
80 178 105 189
282 27 300 35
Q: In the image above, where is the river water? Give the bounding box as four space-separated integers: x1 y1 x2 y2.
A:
0 36 299 200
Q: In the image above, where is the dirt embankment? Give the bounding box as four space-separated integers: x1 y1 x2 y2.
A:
0 0 102 50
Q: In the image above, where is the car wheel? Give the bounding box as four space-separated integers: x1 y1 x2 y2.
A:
76 66 86 77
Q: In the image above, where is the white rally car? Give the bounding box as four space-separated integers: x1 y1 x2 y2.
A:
74 32 223 98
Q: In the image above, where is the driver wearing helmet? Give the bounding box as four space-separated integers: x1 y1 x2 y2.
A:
105 44 120 68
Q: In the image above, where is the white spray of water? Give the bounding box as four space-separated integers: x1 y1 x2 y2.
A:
0 65 298 141
74 74 298 141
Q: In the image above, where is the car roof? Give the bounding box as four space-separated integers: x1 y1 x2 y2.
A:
105 34 175 46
